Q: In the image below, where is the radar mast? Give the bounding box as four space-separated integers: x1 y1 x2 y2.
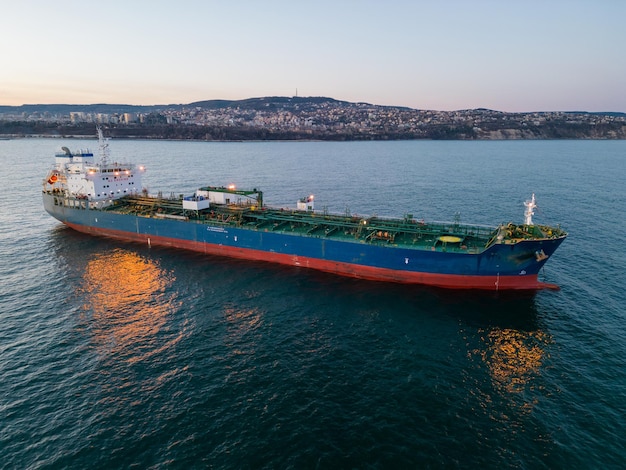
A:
97 126 110 165
524 194 537 225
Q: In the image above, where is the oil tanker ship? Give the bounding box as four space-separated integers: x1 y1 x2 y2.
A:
43 129 567 290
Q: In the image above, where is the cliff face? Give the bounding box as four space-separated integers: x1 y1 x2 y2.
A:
481 129 528 139
477 125 626 140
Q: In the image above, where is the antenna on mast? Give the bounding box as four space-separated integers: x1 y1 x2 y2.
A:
524 194 537 225
97 126 110 164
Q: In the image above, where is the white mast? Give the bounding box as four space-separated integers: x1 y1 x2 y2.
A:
97 126 110 165
524 193 537 225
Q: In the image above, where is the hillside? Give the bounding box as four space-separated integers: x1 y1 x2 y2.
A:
1 97 625 140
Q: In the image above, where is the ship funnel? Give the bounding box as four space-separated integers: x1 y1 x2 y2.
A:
61 146 72 156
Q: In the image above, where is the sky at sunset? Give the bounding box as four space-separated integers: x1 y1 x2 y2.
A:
2 0 625 112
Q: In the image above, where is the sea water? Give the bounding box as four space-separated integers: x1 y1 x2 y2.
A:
0 138 624 468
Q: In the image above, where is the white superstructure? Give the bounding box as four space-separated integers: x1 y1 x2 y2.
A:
296 195 315 211
44 127 145 202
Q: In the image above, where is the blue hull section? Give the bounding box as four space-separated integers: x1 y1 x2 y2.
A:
44 193 565 289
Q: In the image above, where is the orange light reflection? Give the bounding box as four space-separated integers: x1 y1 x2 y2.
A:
79 248 180 363
477 327 550 396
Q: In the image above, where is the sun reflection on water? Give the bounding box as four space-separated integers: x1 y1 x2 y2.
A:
78 248 180 363
476 327 551 396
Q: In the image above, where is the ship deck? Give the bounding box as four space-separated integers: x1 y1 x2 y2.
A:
96 194 564 254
